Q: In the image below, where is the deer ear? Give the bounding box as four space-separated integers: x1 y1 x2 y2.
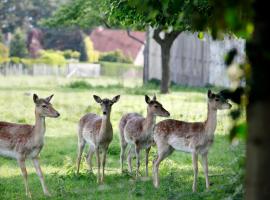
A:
208 90 215 99
145 95 151 104
45 94 54 102
152 94 157 101
112 95 120 103
93 95 102 103
33 94 39 103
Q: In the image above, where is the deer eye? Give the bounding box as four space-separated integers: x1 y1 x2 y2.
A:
154 105 159 108
215 98 219 101
42 105 47 108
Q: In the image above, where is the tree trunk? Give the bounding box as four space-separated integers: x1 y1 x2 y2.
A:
245 1 270 199
160 43 171 93
153 29 180 94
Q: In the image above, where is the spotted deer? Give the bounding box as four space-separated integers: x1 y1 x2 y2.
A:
119 95 170 177
153 90 232 191
0 94 60 197
76 95 120 183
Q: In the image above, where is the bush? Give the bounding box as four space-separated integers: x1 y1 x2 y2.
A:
37 50 67 66
9 29 28 58
99 50 133 63
0 43 9 64
62 50 80 60
84 37 99 62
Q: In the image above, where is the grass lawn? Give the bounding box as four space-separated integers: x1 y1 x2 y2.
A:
0 76 244 200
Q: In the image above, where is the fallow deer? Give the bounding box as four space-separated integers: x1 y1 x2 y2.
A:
119 95 170 177
76 95 120 183
152 90 232 191
0 94 60 197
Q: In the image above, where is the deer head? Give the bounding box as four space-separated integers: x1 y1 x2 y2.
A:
93 95 120 116
33 94 60 118
207 90 232 110
145 95 170 117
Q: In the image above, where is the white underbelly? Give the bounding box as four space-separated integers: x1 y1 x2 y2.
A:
0 149 18 159
168 136 193 153
82 130 96 149
124 132 134 145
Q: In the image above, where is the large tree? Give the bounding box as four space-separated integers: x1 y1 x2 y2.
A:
45 0 210 93
201 1 269 199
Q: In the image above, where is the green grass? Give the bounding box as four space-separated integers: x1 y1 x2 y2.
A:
0 76 244 200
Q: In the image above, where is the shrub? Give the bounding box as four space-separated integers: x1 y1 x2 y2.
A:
99 50 133 64
84 37 99 63
0 43 9 64
9 29 28 58
37 50 67 66
66 80 92 89
62 50 80 60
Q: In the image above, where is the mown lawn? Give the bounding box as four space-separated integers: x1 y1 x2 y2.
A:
0 76 244 200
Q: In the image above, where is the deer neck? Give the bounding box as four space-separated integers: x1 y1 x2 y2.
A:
100 113 112 135
143 111 156 135
204 103 217 137
32 110 46 145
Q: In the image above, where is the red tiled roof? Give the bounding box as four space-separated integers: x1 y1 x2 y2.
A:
90 28 145 60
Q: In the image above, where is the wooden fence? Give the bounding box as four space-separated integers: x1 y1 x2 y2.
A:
146 31 245 87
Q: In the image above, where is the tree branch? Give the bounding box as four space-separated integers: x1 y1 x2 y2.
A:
101 18 111 29
165 31 181 46
153 28 164 45
126 29 145 45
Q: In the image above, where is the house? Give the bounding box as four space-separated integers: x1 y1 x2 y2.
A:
145 30 245 87
90 27 145 66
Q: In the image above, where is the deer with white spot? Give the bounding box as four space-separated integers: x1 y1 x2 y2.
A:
153 90 232 191
0 94 60 197
119 95 170 177
76 95 120 183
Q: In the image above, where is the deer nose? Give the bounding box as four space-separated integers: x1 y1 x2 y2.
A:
56 112 60 117
103 111 107 115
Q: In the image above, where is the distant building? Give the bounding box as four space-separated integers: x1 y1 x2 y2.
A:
145 31 245 87
90 27 145 66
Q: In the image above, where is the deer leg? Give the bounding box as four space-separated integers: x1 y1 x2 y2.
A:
153 145 173 188
86 145 95 172
192 152 198 192
96 146 101 184
18 158 31 197
145 147 151 176
76 139 86 175
120 142 127 173
32 158 51 196
201 153 210 189
101 147 108 183
127 145 133 173
135 143 141 178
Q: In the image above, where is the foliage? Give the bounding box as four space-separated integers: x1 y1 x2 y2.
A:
206 0 253 39
84 37 99 63
36 50 67 66
43 0 106 29
99 50 133 64
0 43 9 63
42 28 88 62
0 31 3 42
9 29 28 58
62 50 80 60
